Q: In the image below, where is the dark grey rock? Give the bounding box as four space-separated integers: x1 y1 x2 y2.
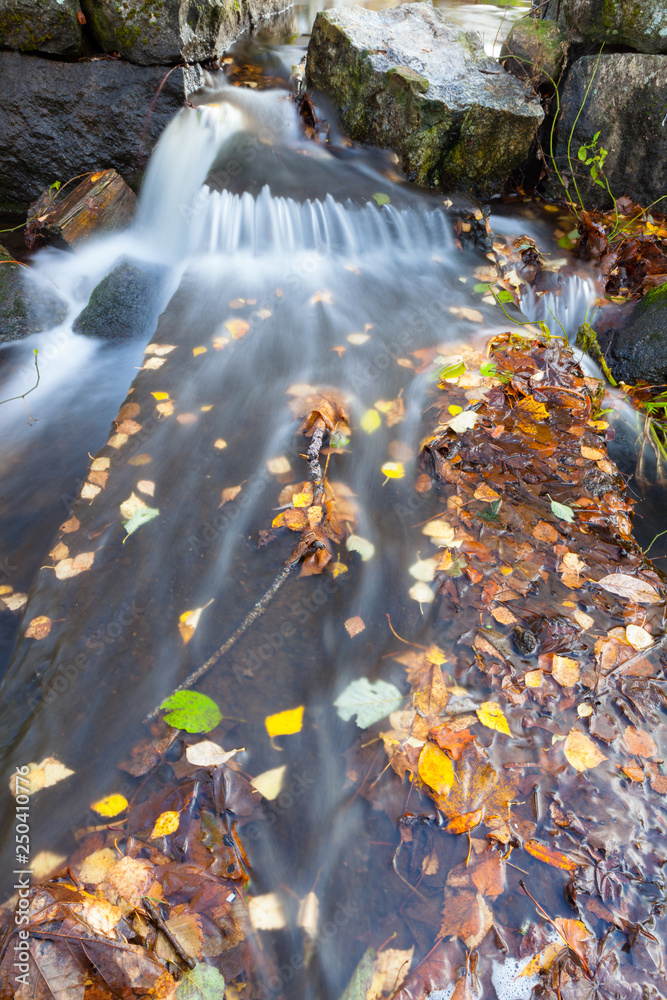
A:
79 0 291 66
0 244 68 343
606 283 667 386
500 16 568 87
73 261 165 341
0 0 83 56
0 51 188 210
305 3 544 198
540 0 667 54
547 54 667 211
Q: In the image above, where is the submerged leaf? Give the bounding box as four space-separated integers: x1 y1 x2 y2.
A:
177 963 225 1000
160 691 222 733
265 706 304 738
151 810 180 838
476 702 511 736
597 573 661 604
563 728 608 772
550 499 575 523
123 506 160 537
418 742 455 797
334 678 403 728
91 794 128 818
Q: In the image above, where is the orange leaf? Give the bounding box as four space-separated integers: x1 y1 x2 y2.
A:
622 725 657 758
25 616 52 640
563 729 608 772
439 891 493 949
524 839 577 872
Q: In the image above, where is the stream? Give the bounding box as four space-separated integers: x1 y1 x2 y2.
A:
1 3 665 998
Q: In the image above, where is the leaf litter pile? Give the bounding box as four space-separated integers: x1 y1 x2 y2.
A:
3 333 667 1000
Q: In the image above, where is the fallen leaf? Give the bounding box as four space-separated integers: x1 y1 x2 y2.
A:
552 655 580 686
551 499 575 523
409 581 435 604
214 439 227 450
439 891 493 948
345 615 365 637
581 445 605 460
267 456 291 475
225 318 250 338
251 765 286 800
151 810 180 838
297 891 319 940
248 893 287 930
597 573 661 604
25 616 52 639
490 607 518 625
178 600 214 644
265 706 304 738
137 480 155 497
54 551 95 580
476 702 511 736
192 346 207 357
524 840 577 872
474 484 501 501
533 521 559 543
516 396 549 422
124 506 160 537
563 729 608 772
160 691 222 733
361 408 382 433
625 624 653 650
574 609 595 630
220 485 243 506
524 670 543 687
346 534 375 561
553 917 593 965
622 726 657 758
310 290 333 306
185 741 241 767
177 963 225 1000
418 742 455 797
10 757 74 797
334 678 403 728
78 848 117 886
90 794 128 818
448 410 479 433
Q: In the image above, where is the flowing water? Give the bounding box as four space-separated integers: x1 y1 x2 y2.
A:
0 5 664 997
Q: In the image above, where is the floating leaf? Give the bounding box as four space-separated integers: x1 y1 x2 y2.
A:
552 655 580 686
524 840 577 872
251 765 287 800
185 741 242 767
267 456 291 475
25 616 52 640
123 506 160 537
418 742 454 797
9 757 75 797
265 706 304 738
345 615 365 637
563 729 608 771
192 346 207 357
409 580 435 604
160 691 222 733
151 391 170 400
247 893 287 930
346 534 375 561
151 810 180 838
372 192 390 206
409 557 437 582
214 439 227 450
625 624 653 650
551 499 575 523
476 702 511 736
54 551 95 580
334 677 403 728
90 794 128 818
448 410 479 433
381 461 404 479
177 963 225 1000
597 573 661 604
360 408 382 433
225 318 250 338
178 600 214 644
440 360 466 382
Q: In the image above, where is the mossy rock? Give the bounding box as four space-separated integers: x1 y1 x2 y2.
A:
540 0 667 54
605 281 667 385
73 261 165 342
500 17 568 86
0 0 83 56
306 3 544 198
0 244 68 343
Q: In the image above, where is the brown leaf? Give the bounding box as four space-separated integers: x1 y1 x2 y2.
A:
597 573 661 604
553 917 593 966
622 725 657 758
430 725 476 761
219 485 243 506
552 654 580 687
439 891 493 949
101 856 155 910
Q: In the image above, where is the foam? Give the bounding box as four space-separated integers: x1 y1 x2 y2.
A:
425 954 538 1000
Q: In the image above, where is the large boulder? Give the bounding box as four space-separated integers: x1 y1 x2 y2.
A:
0 0 83 56
500 16 568 88
548 54 667 211
79 0 288 65
0 244 68 343
540 0 667 54
73 260 166 341
0 52 189 210
604 283 667 386
305 3 544 198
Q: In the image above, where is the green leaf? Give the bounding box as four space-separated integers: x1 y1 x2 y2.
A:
372 193 390 207
177 963 226 1000
495 289 515 303
478 499 502 523
161 692 222 734
439 360 465 381
334 678 403 729
480 361 497 377
550 499 575 523
337 948 376 1000
577 147 588 162
123 506 160 537
330 431 350 448
473 283 492 294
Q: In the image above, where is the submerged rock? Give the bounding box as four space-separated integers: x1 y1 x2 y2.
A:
548 54 667 211
73 261 165 342
0 52 188 210
605 283 667 386
0 0 83 56
306 3 544 198
540 0 667 54
80 0 289 66
0 244 67 343
500 16 568 87
27 169 137 251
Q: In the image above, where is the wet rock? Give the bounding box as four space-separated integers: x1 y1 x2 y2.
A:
605 283 667 386
547 54 667 211
27 169 137 251
0 244 68 343
540 0 667 54
0 0 83 56
80 0 288 66
73 261 165 342
305 3 544 198
0 52 188 210
500 16 568 87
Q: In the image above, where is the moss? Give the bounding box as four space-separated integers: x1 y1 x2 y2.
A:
641 281 667 310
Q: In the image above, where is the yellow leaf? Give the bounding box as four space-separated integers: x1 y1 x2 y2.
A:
292 491 311 508
381 461 404 479
563 729 608 772
267 456 291 475
265 706 304 738
332 561 348 577
225 318 250 339
151 392 170 400
525 670 543 688
516 396 549 421
474 484 501 502
581 444 605 460
150 810 180 838
448 405 463 416
214 439 227 450
418 742 454 797
425 644 447 665
178 600 214 645
193 346 207 357
476 702 511 736
361 408 382 433
552 655 580 686
91 794 128 818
